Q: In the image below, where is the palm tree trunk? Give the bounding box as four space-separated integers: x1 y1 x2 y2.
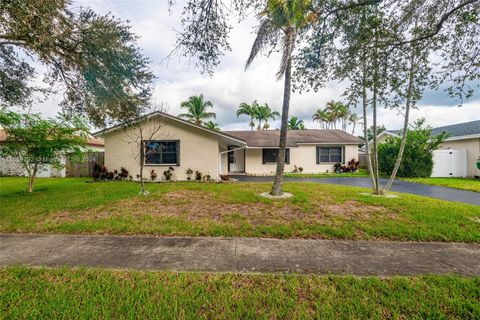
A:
383 46 416 193
270 48 292 196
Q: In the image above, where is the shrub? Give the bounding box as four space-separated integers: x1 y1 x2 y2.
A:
339 159 360 173
119 167 129 179
378 119 447 178
334 163 342 173
150 169 157 181
186 168 193 180
195 170 202 181
163 166 175 181
292 165 304 173
92 164 115 181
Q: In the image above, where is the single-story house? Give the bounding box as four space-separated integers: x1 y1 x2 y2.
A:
377 120 480 178
95 111 363 181
0 129 105 177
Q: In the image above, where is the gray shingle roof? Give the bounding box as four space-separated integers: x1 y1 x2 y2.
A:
223 130 363 148
431 120 480 138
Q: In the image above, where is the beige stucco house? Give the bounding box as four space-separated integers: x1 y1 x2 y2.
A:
95 112 363 181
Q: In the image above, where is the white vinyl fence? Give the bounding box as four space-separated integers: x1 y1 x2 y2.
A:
431 149 467 178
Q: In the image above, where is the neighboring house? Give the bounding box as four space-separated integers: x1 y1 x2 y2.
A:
376 120 480 178
0 129 105 177
95 112 363 181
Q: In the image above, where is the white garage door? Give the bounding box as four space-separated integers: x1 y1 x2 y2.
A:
431 149 467 177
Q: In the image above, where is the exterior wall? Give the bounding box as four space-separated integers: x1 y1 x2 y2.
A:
244 144 359 175
103 117 221 181
0 156 25 176
438 138 480 177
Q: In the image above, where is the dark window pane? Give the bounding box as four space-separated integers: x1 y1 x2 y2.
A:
330 154 341 162
144 141 179 164
319 155 330 162
263 149 289 164
317 147 343 163
162 152 177 164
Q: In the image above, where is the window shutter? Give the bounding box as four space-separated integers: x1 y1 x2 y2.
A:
262 149 266 164
286 149 290 164
176 141 180 165
316 146 319 164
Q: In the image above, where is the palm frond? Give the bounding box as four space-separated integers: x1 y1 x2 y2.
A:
203 112 216 119
245 19 275 70
178 113 194 120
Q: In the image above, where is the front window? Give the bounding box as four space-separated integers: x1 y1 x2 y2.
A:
144 140 179 165
317 147 343 163
262 148 290 164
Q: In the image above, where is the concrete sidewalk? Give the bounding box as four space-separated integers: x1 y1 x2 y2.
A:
1 234 479 276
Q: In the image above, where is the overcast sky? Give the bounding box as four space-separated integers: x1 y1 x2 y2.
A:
32 0 479 134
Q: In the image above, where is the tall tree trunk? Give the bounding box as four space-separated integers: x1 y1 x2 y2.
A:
270 50 292 196
370 31 382 195
361 56 377 192
383 46 416 193
139 127 146 194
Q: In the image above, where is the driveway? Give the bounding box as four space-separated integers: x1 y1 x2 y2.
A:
235 176 480 206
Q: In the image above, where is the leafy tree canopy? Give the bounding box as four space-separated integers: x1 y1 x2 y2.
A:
0 110 88 192
0 0 154 126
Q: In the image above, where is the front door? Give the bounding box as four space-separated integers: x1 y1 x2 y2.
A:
228 147 245 173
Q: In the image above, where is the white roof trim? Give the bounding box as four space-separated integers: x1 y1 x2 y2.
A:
444 133 480 141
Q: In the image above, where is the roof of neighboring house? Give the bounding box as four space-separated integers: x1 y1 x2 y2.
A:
384 129 400 136
431 120 480 139
380 120 480 141
0 128 104 147
223 129 363 148
93 111 246 145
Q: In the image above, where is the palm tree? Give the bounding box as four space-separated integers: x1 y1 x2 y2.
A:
287 116 305 130
204 121 220 130
348 112 362 134
324 100 345 129
236 101 259 130
312 109 329 129
255 104 280 130
178 94 216 125
245 0 314 195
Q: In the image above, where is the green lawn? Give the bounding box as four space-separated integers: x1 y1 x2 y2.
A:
285 168 370 178
402 177 480 193
1 177 479 242
1 267 479 320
